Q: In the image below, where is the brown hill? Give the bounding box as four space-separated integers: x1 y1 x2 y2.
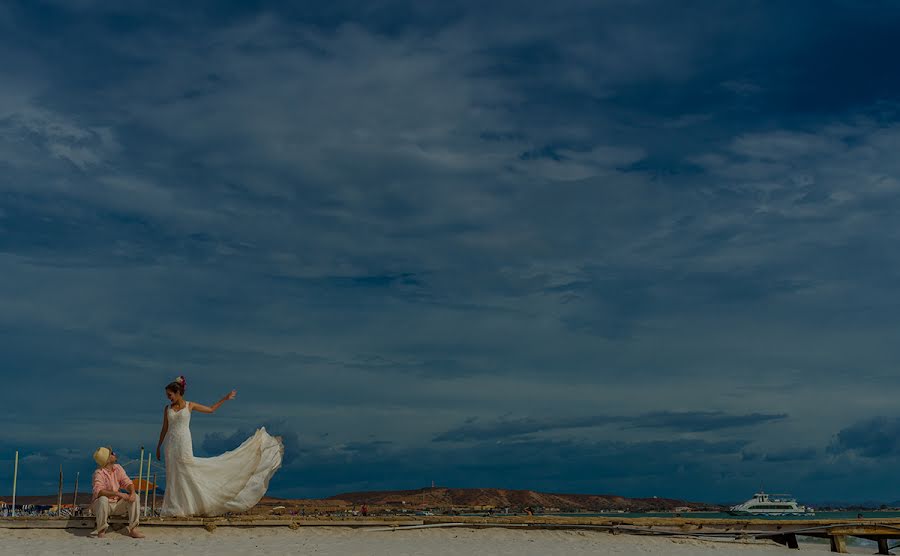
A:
325 488 722 512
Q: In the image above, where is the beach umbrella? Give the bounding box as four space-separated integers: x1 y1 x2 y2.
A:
133 478 157 492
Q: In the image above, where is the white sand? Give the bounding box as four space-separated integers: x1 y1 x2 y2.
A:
0 526 871 555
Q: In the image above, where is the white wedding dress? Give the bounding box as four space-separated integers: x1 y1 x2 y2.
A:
161 403 284 517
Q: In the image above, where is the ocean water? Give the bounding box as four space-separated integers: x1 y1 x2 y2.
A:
544 511 900 520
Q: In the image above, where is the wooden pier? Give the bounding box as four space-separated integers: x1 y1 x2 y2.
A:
3 514 900 553
422 515 900 553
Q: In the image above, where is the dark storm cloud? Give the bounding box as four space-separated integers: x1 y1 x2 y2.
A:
433 416 620 442
829 417 900 458
742 447 818 463
434 411 787 442
628 412 788 432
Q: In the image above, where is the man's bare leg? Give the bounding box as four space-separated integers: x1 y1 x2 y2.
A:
90 497 111 538
128 527 145 538
125 496 145 538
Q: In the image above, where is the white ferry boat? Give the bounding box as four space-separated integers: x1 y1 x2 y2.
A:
728 492 813 516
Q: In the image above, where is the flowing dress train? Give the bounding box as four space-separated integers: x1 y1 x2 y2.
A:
161 404 283 517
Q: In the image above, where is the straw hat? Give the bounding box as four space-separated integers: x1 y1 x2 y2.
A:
93 447 112 467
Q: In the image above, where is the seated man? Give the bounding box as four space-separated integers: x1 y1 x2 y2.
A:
90 446 145 538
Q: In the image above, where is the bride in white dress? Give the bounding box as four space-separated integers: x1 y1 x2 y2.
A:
155 376 284 517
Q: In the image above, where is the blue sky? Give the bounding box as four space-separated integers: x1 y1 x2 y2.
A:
3 0 900 504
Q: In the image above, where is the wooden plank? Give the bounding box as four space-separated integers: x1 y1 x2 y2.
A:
877 539 893 555
828 526 900 536
830 535 848 553
366 523 471 532
420 515 900 530
5 514 900 541
0 518 424 529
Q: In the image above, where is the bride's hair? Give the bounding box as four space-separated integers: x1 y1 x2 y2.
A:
166 375 187 396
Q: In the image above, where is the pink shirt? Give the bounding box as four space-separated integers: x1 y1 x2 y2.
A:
92 464 133 502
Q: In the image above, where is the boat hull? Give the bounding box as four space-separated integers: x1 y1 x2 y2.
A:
728 510 815 517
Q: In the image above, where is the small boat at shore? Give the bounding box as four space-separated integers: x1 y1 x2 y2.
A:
728 492 813 516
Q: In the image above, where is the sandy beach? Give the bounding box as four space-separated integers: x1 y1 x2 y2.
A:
0 526 871 555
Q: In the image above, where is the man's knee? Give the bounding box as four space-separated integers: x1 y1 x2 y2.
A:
93 496 110 508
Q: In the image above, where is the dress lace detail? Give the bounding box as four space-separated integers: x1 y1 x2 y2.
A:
161 404 283 517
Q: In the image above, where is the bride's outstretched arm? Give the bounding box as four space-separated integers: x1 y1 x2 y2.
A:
190 389 237 414
156 407 169 460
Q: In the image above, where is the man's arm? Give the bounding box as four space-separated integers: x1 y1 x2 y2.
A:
124 483 137 501
117 465 137 501
97 488 127 499
92 470 101 499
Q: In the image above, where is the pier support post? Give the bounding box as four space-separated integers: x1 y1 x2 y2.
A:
785 533 799 549
877 538 893 555
829 534 848 553
771 534 800 549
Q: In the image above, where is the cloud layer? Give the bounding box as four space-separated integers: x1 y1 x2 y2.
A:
2 0 900 502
